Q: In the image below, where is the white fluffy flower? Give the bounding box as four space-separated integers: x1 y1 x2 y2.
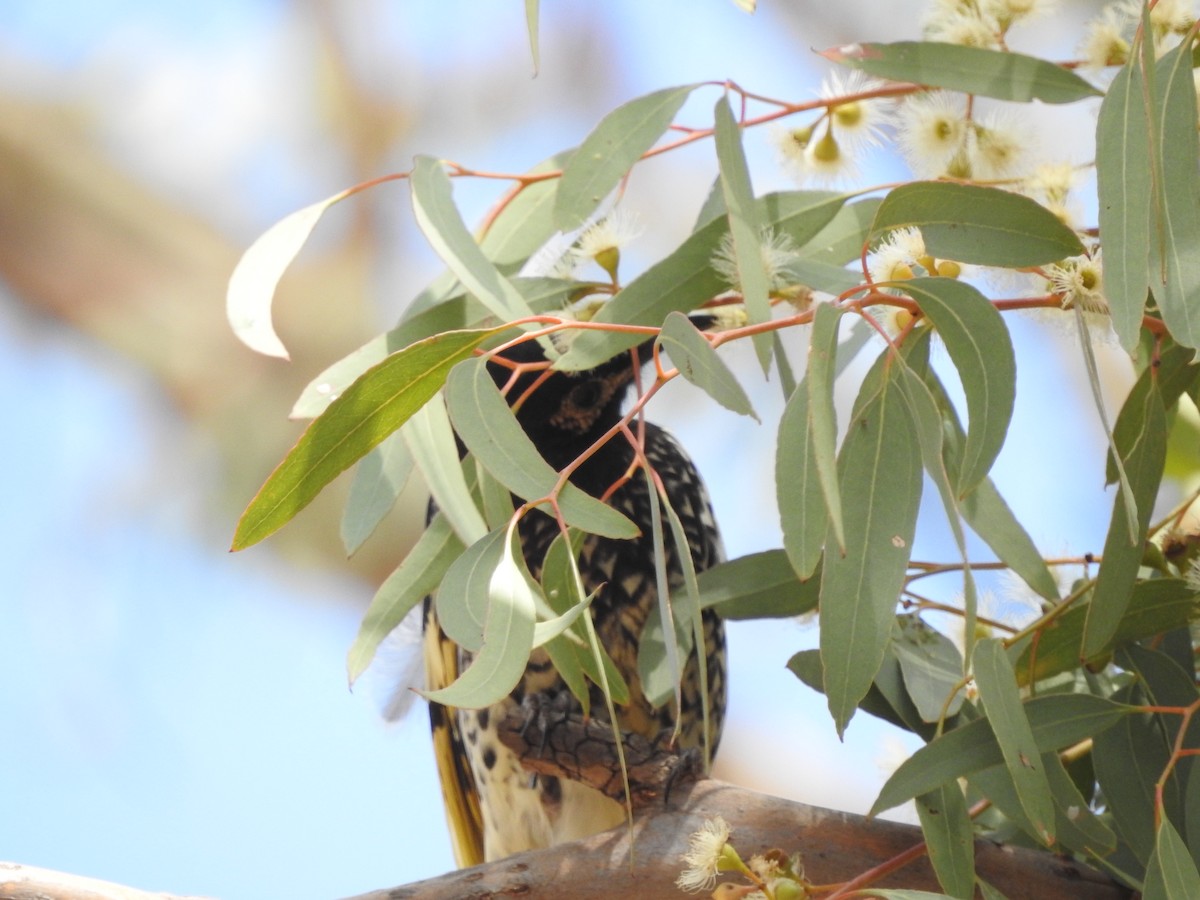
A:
676 816 732 893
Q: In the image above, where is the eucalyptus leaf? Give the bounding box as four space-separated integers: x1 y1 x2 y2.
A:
346 513 463 684
831 41 1100 104
410 155 534 323
554 84 696 230
422 525 538 709
714 94 772 370
808 302 844 553
232 328 501 551
870 182 1084 268
821 362 922 736
916 781 975 899
227 192 345 359
777 378 829 581
341 431 414 556
904 278 1016 495
659 311 758 419
973 638 1055 845
1152 43 1200 350
1096 55 1153 351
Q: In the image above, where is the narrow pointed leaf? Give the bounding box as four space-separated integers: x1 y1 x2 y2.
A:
1083 383 1167 657
523 0 539 73
828 41 1100 103
870 182 1084 267
444 357 638 539
227 192 346 359
1144 819 1200 899
714 95 772 371
404 396 488 545
346 513 463 684
411 155 534 322
821 363 922 735
905 278 1015 495
422 525 538 709
973 638 1055 845
872 693 1130 815
916 781 975 899
1152 44 1200 350
292 277 570 418
697 549 821 619
808 302 844 552
777 379 827 580
435 527 507 653
659 311 757 419
1013 579 1200 685
554 85 696 230
1096 56 1153 351
232 328 500 550
341 431 414 556
893 615 966 723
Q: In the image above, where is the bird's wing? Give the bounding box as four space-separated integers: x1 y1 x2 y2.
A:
423 598 485 867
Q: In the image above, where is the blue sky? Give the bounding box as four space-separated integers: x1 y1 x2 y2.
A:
0 1 1130 896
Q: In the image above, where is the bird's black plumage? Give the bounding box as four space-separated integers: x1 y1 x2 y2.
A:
424 336 726 864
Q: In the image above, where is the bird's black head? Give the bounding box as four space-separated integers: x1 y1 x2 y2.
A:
485 336 653 483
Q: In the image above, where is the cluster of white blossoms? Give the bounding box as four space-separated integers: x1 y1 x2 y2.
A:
923 0 1057 49
1080 0 1198 69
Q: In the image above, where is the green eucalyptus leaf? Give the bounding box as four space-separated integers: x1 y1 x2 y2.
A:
410 155 534 322
893 615 966 724
1152 43 1200 350
871 693 1130 815
808 302 845 553
554 84 697 230
659 311 757 419
821 362 922 736
346 513 463 685
777 378 828 581
1082 383 1167 657
714 94 772 370
973 638 1055 845
870 182 1084 267
422 525 538 709
1144 819 1200 899
904 278 1016 495
404 396 488 545
232 328 501 550
831 41 1101 104
341 431 414 556
1096 56 1153 351
698 549 821 619
916 781 975 899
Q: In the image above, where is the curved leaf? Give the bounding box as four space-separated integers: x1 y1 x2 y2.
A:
698 549 821 619
904 278 1016 495
411 155 533 322
341 431 414 556
1096 55 1153 351
404 395 488 545
659 311 757 419
777 378 827 580
916 781 975 899
554 84 697 230
422 525 538 709
1145 819 1200 899
871 694 1130 816
232 328 501 550
346 512 463 685
870 182 1084 267
1152 43 1200 350
808 302 845 551
827 41 1101 104
714 94 772 370
227 192 345 359
973 638 1055 845
821 362 922 736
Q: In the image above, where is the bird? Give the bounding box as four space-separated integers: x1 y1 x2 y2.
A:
423 333 727 865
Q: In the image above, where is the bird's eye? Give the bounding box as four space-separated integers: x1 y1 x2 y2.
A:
567 380 604 409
